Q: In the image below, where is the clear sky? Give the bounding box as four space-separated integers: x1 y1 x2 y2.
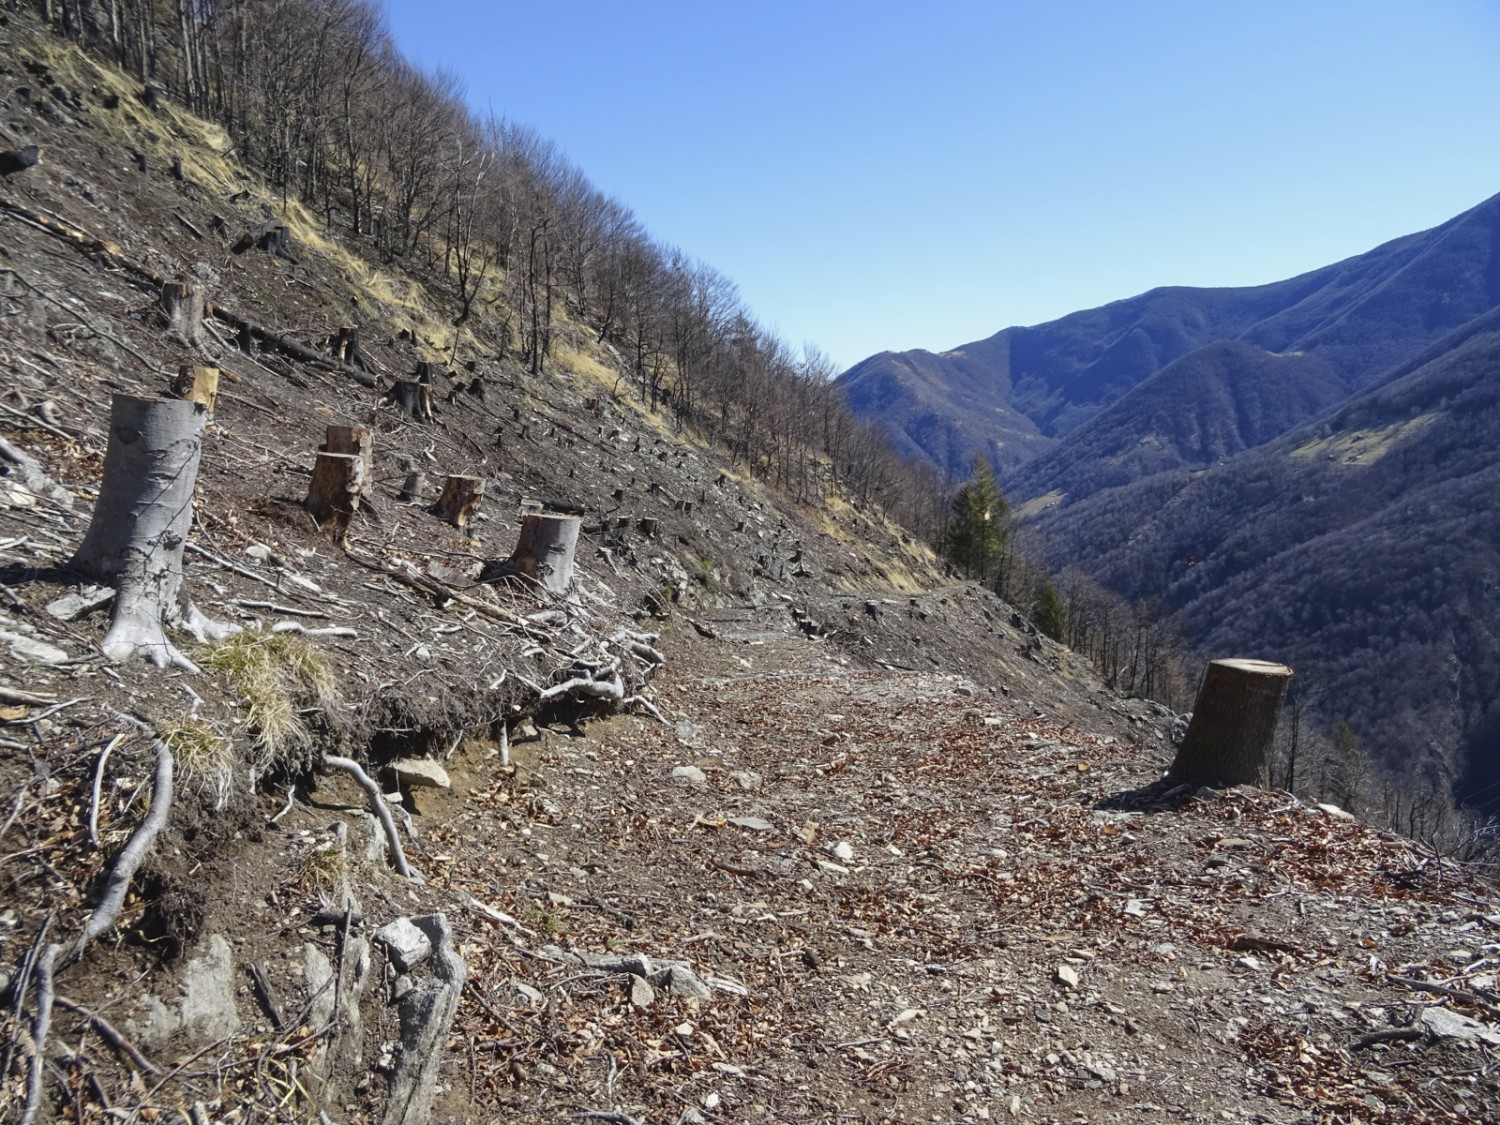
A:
379 0 1500 372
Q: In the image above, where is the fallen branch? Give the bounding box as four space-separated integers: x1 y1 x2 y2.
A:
20 943 59 1125
87 733 126 849
0 435 74 510
70 723 174 966
55 995 161 1073
1386 973 1500 1016
324 756 420 881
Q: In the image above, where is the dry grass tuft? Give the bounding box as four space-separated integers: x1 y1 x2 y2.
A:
208 631 340 782
160 719 235 809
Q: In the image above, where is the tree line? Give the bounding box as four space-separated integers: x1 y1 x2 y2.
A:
29 0 947 536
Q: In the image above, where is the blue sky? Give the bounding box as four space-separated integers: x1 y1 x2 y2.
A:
380 0 1500 372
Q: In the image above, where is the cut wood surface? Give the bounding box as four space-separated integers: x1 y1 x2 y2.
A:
171 365 219 413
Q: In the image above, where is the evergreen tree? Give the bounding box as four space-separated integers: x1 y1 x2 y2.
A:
1033 579 1066 642
943 456 1009 580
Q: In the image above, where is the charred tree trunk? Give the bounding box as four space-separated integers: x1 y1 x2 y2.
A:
488 513 581 595
434 475 483 529
305 452 365 546
70 396 233 670
158 278 205 347
1166 659 1293 787
380 381 432 422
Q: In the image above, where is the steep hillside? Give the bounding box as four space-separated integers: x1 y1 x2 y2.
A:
839 191 1500 480
1026 321 1500 810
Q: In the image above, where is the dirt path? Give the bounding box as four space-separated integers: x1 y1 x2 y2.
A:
407 631 1499 1124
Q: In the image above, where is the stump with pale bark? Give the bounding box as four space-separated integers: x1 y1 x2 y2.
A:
501 513 581 594
70 395 234 669
1166 658 1294 787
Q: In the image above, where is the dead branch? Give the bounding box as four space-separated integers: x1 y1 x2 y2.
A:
69 713 174 966
324 756 420 881
55 995 161 1073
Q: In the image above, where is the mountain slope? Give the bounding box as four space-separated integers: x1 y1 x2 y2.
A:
1026 320 1500 806
839 191 1500 480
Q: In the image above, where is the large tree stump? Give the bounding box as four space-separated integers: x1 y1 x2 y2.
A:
322 424 372 480
305 452 365 545
70 395 232 670
1166 659 1294 787
434 475 484 529
158 278 206 347
497 513 581 594
171 365 219 414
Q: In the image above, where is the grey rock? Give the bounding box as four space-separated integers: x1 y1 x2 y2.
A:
304 943 336 1029
630 974 657 1008
181 934 241 1042
391 758 450 790
382 914 467 1125
1421 1006 1500 1045
671 765 707 786
45 585 115 621
0 627 70 665
729 769 763 791
375 917 432 972
729 815 775 832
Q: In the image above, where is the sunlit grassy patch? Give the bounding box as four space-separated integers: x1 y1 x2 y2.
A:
207 631 339 781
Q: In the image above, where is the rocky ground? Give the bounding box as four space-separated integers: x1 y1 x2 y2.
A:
0 8 1498 1123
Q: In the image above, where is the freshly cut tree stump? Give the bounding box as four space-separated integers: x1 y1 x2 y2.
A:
1166 658 1294 787
498 513 581 594
321 424 372 479
435 475 484 529
171 365 219 414
305 452 365 545
158 278 206 347
70 395 233 670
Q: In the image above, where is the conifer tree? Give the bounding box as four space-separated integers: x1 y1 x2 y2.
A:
944 456 1009 581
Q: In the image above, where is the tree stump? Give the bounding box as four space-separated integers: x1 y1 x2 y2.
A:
70 395 225 670
1166 659 1294 787
381 380 432 422
171 365 219 415
398 471 427 503
321 424 372 480
305 452 365 545
158 278 205 347
331 324 358 363
498 513 581 594
435 475 484 529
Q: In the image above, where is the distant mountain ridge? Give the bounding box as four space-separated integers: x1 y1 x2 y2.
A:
840 192 1500 810
839 191 1500 481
